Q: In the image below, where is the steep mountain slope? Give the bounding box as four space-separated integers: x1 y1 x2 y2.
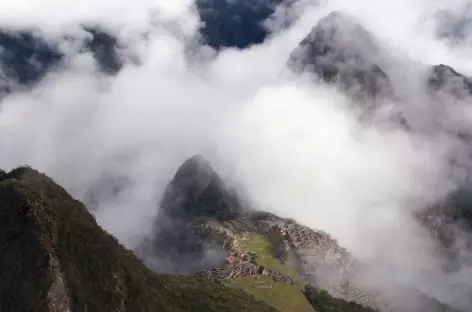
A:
0 166 279 312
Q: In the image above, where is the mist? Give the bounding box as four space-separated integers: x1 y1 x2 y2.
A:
1 0 472 310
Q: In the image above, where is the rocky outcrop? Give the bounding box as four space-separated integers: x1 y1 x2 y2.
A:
428 64 472 99
138 155 243 274
288 12 393 100
417 187 472 262
196 225 296 283
276 221 378 307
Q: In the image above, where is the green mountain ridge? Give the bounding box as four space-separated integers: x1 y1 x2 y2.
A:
0 166 277 312
0 165 377 312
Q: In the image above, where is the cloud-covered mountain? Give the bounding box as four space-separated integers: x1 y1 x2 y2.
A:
288 12 393 99
2 0 472 311
0 26 122 92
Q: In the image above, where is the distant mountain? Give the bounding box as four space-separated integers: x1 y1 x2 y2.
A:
0 26 122 93
288 12 472 103
196 0 291 49
288 12 394 100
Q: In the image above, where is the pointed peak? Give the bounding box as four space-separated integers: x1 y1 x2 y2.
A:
302 11 377 53
288 11 391 98
160 155 241 222
177 154 211 170
429 64 472 97
316 11 363 30
174 154 215 180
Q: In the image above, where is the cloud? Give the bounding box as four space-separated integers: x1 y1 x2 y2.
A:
1 0 472 310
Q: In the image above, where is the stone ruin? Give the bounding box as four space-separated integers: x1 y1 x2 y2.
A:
194 224 296 284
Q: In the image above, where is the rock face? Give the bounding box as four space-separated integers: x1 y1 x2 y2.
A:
418 187 472 256
288 12 393 99
428 64 472 99
0 166 279 312
0 173 71 311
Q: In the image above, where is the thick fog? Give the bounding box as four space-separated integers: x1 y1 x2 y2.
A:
1 0 472 310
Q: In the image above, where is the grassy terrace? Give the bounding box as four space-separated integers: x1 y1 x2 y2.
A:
228 276 315 312
237 232 299 279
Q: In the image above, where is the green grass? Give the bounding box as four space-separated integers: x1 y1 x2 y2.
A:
304 285 377 312
228 276 315 312
237 232 299 278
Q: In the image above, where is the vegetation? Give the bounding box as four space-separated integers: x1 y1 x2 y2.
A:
0 165 384 312
228 276 315 312
304 285 377 312
0 167 278 312
238 232 299 278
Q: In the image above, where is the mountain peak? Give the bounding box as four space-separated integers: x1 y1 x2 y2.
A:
138 155 242 274
160 155 240 221
288 11 393 98
428 64 472 98
173 154 214 182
